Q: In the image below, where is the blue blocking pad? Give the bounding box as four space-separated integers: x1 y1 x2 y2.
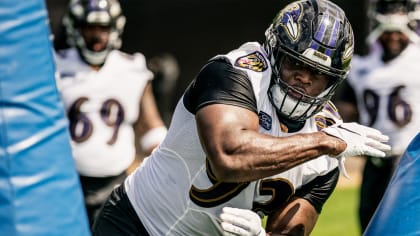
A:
0 1 90 235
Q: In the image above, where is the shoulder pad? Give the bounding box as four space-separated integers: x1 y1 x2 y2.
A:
106 50 149 73
314 101 342 131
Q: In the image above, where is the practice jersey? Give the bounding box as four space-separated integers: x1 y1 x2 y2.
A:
125 42 340 236
55 49 153 177
347 44 420 156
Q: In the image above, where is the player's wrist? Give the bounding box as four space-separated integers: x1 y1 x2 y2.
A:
318 131 346 157
329 137 347 157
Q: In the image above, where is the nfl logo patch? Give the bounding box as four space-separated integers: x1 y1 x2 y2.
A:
259 111 272 130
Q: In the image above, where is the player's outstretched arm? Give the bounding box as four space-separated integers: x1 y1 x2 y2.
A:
196 103 389 183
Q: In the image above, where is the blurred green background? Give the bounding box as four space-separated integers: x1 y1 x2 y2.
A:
312 156 366 236
313 157 365 236
312 186 360 236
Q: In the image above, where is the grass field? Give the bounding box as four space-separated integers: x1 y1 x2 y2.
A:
311 186 361 236
261 185 362 236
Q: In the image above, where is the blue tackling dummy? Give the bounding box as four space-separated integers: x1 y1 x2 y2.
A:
364 133 420 236
0 1 90 235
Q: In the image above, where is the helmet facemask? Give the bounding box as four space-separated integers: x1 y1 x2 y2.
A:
268 49 341 122
264 0 354 122
409 1 420 35
367 0 420 45
63 0 126 66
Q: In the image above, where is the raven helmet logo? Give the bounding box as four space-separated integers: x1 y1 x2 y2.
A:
279 3 303 42
235 51 268 72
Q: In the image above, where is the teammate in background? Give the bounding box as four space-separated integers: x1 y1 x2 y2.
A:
334 0 420 233
54 0 167 226
92 0 391 235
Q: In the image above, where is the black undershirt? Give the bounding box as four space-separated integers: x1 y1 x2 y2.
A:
183 57 304 131
183 57 258 115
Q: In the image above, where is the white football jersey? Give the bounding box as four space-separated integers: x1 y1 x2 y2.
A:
55 49 153 177
348 44 420 155
125 42 340 236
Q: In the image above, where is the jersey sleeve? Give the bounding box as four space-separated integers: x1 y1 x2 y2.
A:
183 57 258 114
132 52 154 82
295 167 339 213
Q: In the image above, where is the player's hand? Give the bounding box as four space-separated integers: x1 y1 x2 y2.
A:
322 122 391 158
220 207 266 236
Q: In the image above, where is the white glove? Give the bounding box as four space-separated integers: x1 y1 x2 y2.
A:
322 122 391 158
220 207 265 236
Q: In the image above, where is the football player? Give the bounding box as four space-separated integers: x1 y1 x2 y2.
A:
92 0 390 235
334 0 420 232
54 0 167 226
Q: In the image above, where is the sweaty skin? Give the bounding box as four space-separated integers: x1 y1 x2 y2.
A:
196 53 345 183
266 197 319 236
280 55 330 99
193 43 351 236
196 54 346 182
196 103 345 183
